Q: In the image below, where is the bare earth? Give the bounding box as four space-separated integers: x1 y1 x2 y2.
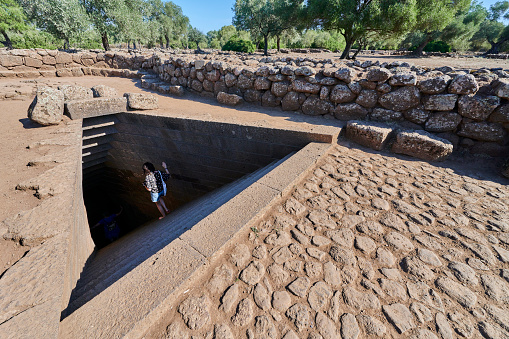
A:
0 54 508 338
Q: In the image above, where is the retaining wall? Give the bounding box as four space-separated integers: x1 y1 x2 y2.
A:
1 48 509 157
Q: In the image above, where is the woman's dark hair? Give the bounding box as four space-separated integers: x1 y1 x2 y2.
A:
143 162 156 172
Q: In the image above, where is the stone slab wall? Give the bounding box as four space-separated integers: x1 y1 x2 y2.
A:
103 113 334 220
2 49 508 156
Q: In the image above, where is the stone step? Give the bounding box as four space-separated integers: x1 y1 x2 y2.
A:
82 115 119 131
59 142 331 339
82 135 114 149
82 163 106 176
82 125 118 141
82 156 108 170
82 143 112 157
63 154 294 317
82 150 109 164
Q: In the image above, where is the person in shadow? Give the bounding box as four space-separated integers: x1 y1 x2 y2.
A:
142 161 171 219
92 206 123 244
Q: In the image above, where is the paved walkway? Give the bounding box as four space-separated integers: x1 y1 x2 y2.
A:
149 143 509 339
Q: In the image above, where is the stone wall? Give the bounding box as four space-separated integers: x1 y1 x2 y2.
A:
103 113 335 220
1 49 508 157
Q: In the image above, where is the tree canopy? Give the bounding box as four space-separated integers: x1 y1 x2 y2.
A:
1 0 27 49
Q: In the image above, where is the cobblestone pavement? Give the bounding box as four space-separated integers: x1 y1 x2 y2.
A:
158 144 509 339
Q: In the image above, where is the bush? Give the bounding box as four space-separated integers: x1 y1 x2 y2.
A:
424 41 451 53
222 38 255 53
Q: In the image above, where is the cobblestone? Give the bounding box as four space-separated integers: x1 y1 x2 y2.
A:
161 145 509 338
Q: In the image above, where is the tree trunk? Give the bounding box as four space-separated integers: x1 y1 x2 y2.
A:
101 33 110 51
165 35 170 49
264 35 269 56
340 38 354 59
1 30 13 50
413 33 432 56
485 38 509 54
277 36 280 51
63 37 70 50
351 43 365 60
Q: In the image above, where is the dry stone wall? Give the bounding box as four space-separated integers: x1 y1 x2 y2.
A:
1 49 509 157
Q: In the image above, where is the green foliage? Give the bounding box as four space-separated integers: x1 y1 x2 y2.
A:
288 30 345 51
187 26 206 49
18 0 89 47
11 26 59 49
471 1 509 53
222 37 255 53
424 40 451 52
306 0 417 58
0 0 27 48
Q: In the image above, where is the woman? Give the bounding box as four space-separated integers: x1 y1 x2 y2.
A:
142 161 171 219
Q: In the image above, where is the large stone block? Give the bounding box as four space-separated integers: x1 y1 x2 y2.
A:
346 121 394 150
457 122 506 142
379 87 420 111
422 94 458 111
448 74 478 95
124 93 158 110
334 103 368 120
391 130 453 161
92 85 119 98
65 97 127 119
217 92 242 106
489 103 509 123
366 67 391 82
417 75 451 94
0 55 23 67
302 96 333 115
330 84 356 103
370 108 403 122
28 87 65 125
425 112 462 132
292 79 320 94
389 73 417 86
493 78 509 99
281 91 300 111
58 85 93 101
458 95 500 121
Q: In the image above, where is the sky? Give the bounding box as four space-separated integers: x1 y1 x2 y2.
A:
169 0 505 34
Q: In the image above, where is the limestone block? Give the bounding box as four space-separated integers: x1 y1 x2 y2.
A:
448 74 478 95
489 103 509 123
302 96 333 115
422 94 458 111
42 55 56 65
493 78 509 99
389 73 417 86
0 55 23 67
55 53 73 64
24 57 43 68
417 75 451 94
281 91 300 111
56 69 73 77
425 112 462 132
58 85 93 101
330 84 356 103
65 97 127 119
391 130 453 161
346 121 394 151
458 95 500 120
371 108 403 122
366 67 391 82
169 85 185 97
334 103 369 121
292 79 320 94
404 108 430 125
334 67 355 83
124 93 158 110
379 87 420 111
457 122 506 142
295 66 316 76
217 92 242 106
28 87 64 126
92 85 119 98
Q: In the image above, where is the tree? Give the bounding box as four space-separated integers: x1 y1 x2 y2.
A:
307 0 417 59
187 26 206 50
0 0 27 49
18 0 89 49
411 0 471 55
80 0 143 50
440 1 487 51
471 1 509 54
233 0 303 56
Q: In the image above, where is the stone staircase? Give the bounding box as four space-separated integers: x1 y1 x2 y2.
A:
62 152 294 319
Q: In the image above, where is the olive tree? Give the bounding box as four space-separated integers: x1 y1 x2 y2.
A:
307 0 417 59
1 0 27 49
472 1 509 54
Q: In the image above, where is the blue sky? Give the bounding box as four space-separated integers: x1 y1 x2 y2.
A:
170 0 504 34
